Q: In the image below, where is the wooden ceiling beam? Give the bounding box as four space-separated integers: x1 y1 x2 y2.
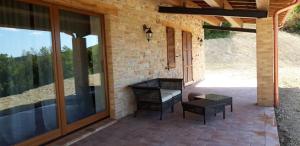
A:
158 6 268 18
160 0 222 26
203 25 256 33
202 0 244 27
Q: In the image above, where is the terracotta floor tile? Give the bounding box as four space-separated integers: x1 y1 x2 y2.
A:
69 86 280 146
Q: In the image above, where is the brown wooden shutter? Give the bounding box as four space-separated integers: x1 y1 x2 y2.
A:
166 27 176 69
182 31 188 83
187 32 193 82
182 31 193 84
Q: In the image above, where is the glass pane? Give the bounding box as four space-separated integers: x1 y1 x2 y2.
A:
0 1 58 145
59 10 106 124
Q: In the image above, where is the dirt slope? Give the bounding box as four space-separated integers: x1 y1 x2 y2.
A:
204 31 300 88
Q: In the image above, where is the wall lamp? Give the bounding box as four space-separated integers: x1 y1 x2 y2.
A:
198 37 203 43
143 24 153 42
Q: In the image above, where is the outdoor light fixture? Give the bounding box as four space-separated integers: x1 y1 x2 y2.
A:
198 37 203 43
143 24 153 42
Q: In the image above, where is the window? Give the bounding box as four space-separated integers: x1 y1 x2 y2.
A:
0 2 57 145
166 27 176 69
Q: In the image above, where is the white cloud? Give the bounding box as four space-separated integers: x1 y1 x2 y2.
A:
0 27 19 32
31 31 43 36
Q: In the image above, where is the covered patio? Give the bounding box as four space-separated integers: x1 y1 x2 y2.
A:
0 0 298 145
46 0 296 145
50 83 279 146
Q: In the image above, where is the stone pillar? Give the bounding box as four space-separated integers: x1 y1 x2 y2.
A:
256 17 274 106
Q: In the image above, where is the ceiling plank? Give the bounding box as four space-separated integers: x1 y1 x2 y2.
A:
160 0 183 6
202 0 244 27
256 0 270 10
160 0 222 26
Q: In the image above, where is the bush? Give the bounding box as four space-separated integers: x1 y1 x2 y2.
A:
204 22 231 39
282 5 300 34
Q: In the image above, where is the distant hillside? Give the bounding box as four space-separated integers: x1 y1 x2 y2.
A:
204 31 300 69
204 31 300 87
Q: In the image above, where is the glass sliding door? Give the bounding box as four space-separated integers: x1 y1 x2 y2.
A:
0 1 108 145
59 10 107 124
0 1 58 145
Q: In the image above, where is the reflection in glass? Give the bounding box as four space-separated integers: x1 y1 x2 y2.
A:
0 1 57 145
59 10 106 124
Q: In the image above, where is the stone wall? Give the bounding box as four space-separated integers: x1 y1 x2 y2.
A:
256 17 274 106
102 0 206 119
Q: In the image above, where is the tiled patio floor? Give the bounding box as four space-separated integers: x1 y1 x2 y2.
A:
73 84 280 146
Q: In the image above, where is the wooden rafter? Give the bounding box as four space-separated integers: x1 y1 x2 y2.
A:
202 0 244 27
160 0 222 26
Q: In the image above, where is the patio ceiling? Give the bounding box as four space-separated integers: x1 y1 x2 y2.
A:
160 0 295 27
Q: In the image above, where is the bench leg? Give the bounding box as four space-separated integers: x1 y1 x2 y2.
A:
134 110 138 117
183 110 185 119
231 104 233 112
223 110 226 119
160 110 163 120
203 112 206 125
171 105 174 113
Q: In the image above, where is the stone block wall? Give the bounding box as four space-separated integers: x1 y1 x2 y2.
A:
256 17 274 106
101 0 205 119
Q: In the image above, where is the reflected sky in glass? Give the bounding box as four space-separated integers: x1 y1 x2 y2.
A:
0 27 99 57
60 33 99 49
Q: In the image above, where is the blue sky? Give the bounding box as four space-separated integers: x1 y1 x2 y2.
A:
0 27 99 57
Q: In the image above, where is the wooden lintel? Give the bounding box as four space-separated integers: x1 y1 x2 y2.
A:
22 0 118 15
158 20 193 33
159 6 268 18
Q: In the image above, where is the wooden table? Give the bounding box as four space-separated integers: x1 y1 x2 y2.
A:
182 99 226 124
205 94 233 112
188 93 233 112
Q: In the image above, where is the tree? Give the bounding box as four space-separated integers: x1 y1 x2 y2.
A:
204 22 231 40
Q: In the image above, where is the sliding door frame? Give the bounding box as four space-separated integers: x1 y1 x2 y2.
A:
14 0 110 145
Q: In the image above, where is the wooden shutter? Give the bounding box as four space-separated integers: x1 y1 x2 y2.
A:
187 32 193 82
182 31 193 84
166 27 176 69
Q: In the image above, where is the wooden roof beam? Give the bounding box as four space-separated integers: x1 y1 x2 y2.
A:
158 6 268 18
202 0 244 27
203 25 256 33
160 0 222 26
